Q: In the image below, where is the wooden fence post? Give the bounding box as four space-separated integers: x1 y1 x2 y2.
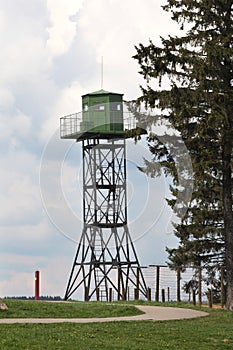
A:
208 289 213 308
109 288 112 302
147 288 151 301
192 290 196 306
156 266 160 302
96 288 100 301
177 267 181 302
221 266 225 308
198 266 202 306
122 288 126 301
162 289 165 303
85 287 89 302
118 268 121 300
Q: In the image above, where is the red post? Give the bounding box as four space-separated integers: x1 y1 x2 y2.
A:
35 270 40 300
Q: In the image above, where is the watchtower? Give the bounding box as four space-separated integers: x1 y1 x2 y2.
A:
60 89 148 301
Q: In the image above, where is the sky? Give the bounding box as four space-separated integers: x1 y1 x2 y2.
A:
0 0 188 298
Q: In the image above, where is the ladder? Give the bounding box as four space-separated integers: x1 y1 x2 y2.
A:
94 229 108 301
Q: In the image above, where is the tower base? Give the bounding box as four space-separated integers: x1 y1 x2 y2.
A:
64 224 148 301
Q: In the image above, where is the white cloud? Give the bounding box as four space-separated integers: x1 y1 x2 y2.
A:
0 0 181 297
0 87 15 109
40 81 86 141
0 253 73 297
0 1 50 84
74 0 179 99
46 0 85 57
0 185 41 227
0 110 31 147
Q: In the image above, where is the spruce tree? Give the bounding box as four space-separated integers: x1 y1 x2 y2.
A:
133 0 233 309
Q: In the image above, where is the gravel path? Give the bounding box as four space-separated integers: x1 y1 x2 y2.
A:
0 305 208 324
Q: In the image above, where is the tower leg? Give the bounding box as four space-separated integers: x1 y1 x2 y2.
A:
64 225 147 301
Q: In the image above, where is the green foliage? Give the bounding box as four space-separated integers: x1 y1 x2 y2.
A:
133 1 232 167
133 0 233 308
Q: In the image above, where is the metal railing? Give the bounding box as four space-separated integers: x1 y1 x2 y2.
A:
60 112 83 138
60 110 138 139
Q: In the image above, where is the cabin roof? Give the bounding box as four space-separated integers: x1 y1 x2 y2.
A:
82 89 123 97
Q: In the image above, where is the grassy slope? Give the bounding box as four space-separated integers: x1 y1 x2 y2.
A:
0 301 233 349
0 299 143 318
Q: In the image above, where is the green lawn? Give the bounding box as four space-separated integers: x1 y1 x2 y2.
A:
0 300 233 349
0 299 143 318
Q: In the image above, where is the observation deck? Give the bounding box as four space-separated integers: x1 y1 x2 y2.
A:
60 89 146 141
60 108 146 140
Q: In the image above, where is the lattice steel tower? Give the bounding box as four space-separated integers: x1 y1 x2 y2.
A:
60 89 148 301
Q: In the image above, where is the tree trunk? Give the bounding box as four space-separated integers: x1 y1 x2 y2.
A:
222 130 233 311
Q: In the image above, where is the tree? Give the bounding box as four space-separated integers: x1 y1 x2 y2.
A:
133 0 233 309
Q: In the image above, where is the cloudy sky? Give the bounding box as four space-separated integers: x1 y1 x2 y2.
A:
0 0 185 298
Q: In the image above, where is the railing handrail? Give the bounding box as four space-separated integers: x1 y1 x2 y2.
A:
60 110 139 138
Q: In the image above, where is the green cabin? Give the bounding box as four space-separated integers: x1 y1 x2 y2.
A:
60 88 146 140
80 89 124 135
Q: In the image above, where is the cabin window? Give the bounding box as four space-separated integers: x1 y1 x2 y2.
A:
83 103 88 111
111 102 121 111
94 102 105 111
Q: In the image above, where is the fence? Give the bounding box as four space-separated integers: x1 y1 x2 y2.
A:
140 265 225 307
98 265 224 307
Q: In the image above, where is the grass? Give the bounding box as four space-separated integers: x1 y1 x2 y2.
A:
0 300 233 349
0 299 143 318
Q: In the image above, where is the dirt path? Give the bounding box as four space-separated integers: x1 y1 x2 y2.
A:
0 305 208 324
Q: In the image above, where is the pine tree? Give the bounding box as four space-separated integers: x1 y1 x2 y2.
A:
133 0 233 309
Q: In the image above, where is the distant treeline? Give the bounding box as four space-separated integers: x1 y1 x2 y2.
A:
3 296 63 301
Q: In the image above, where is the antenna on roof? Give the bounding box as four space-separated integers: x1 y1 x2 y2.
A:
101 56 103 89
